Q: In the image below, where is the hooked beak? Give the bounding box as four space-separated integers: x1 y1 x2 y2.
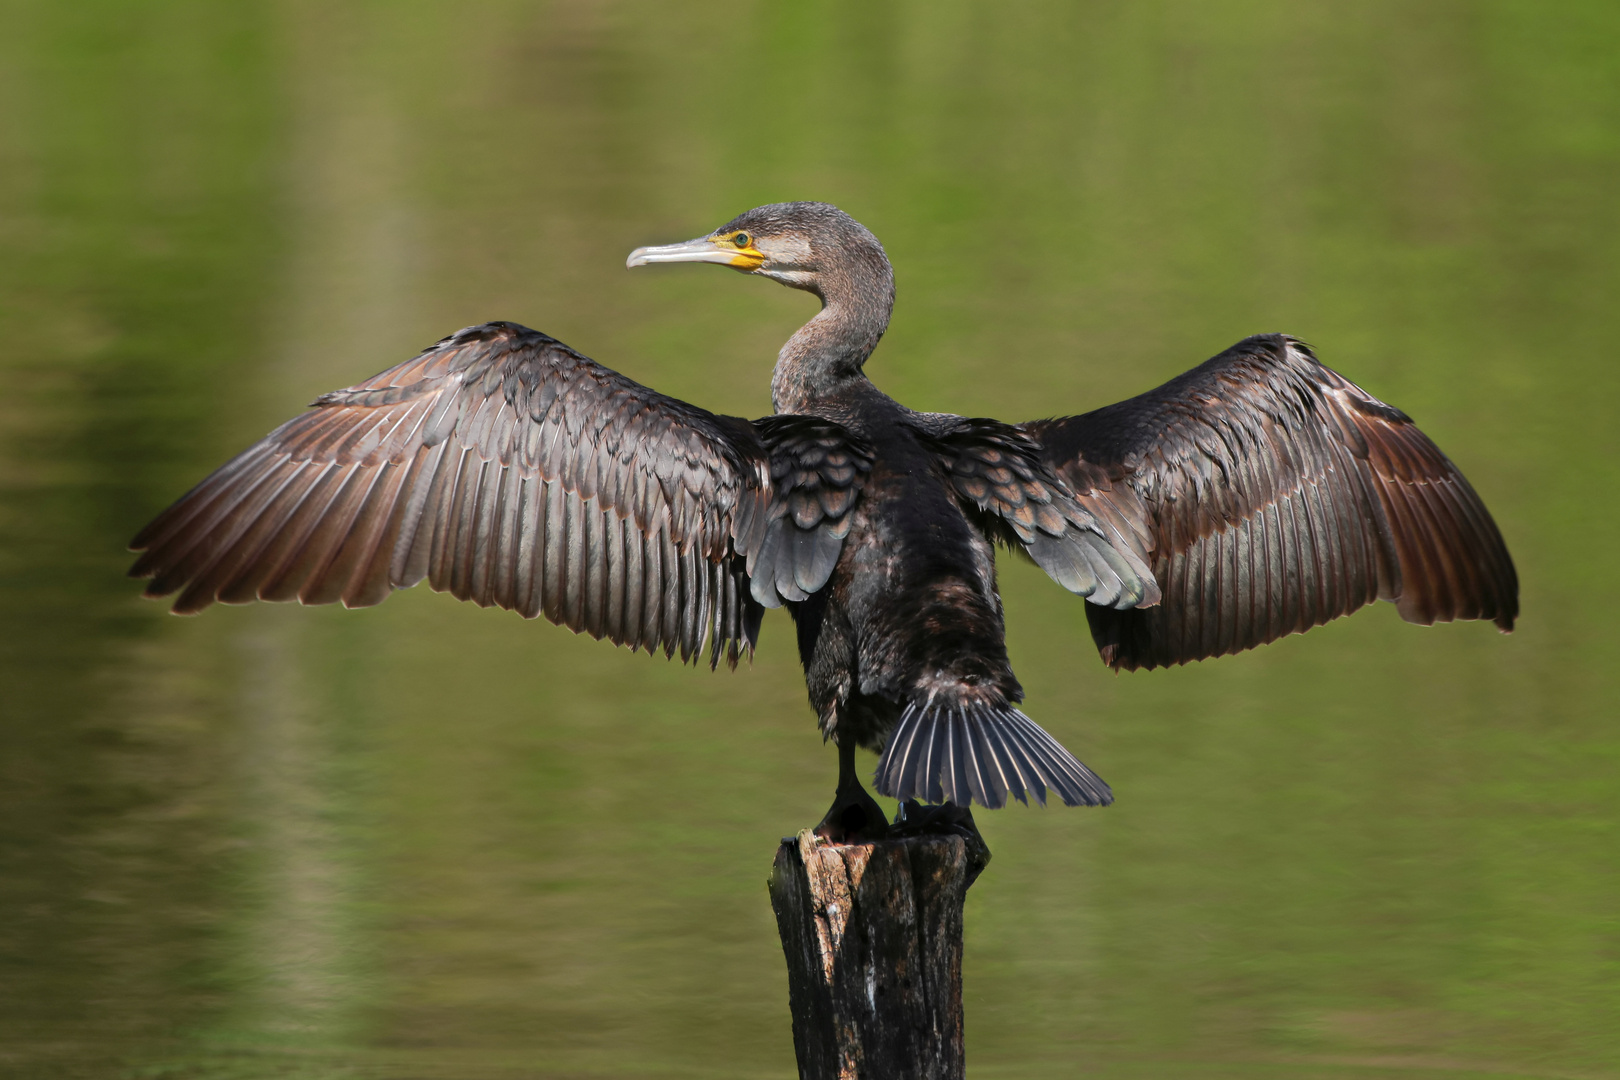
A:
626 236 764 271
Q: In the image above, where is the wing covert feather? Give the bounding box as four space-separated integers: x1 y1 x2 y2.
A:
918 417 1159 609
746 415 872 607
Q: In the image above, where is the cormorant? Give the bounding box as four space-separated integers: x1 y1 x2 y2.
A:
129 202 1518 838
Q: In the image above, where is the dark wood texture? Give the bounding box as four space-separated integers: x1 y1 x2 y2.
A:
769 829 980 1080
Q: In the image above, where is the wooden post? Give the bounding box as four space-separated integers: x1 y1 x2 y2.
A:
768 816 989 1080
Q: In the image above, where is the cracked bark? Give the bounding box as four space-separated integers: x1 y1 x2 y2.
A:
768 828 984 1080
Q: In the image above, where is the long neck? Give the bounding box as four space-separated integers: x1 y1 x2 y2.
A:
771 253 895 414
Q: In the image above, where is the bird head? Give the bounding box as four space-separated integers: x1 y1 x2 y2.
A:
626 202 886 297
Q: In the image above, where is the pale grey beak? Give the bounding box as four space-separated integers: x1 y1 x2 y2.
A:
626 237 736 269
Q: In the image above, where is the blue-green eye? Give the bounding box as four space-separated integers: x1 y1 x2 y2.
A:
733 232 750 246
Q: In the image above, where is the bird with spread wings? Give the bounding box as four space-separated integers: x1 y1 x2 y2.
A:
131 202 1517 838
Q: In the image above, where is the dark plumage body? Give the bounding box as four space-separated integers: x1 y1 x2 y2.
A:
789 382 1017 756
129 202 1517 822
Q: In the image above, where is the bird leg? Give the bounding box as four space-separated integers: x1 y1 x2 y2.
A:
814 736 890 843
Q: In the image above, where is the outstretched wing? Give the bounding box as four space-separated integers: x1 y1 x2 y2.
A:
130 321 853 667
1022 334 1518 670
919 416 1158 609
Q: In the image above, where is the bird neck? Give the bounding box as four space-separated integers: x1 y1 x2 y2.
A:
772 259 895 414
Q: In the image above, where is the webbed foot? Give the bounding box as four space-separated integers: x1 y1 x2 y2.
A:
814 782 889 843
812 735 890 843
890 800 992 887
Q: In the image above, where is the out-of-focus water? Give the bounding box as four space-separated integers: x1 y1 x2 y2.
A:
2 3 1616 1078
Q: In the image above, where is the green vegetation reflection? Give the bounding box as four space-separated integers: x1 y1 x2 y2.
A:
0 1 1615 1078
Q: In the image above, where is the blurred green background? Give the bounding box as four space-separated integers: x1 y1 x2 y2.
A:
2 2 1617 1078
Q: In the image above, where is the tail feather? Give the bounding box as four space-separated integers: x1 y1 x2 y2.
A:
875 699 1113 809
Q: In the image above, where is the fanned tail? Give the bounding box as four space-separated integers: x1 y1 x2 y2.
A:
874 699 1113 809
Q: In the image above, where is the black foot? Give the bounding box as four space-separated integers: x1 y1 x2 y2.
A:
814 783 890 844
890 800 992 887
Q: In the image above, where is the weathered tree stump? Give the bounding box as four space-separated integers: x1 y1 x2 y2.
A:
768 813 989 1080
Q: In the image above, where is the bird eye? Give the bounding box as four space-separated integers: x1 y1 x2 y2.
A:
733 232 751 246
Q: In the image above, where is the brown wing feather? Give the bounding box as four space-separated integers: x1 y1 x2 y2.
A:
1334 385 1519 629
131 321 776 668
1022 334 1518 670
